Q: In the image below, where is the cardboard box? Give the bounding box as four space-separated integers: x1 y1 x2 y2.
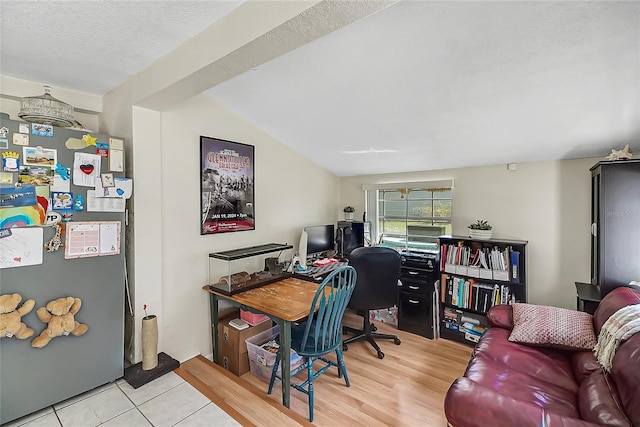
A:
217 314 272 376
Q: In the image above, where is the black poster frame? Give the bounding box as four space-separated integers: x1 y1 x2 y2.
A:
200 136 255 235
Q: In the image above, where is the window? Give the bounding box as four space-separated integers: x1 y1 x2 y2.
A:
363 180 453 251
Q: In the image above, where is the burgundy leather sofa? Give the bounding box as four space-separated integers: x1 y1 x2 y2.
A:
444 286 640 427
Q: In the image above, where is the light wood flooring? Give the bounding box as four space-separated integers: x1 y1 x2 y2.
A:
176 311 472 426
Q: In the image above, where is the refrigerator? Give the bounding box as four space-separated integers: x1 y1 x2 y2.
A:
0 116 126 424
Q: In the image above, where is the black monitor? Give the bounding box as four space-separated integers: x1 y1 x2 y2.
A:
304 224 335 258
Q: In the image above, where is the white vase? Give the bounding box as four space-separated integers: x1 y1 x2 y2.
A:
468 228 492 240
344 212 354 221
141 315 158 370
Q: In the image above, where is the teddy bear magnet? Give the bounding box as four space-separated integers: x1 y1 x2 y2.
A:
31 296 88 348
0 293 36 339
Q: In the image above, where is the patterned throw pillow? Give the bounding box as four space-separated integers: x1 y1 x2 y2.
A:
508 303 597 351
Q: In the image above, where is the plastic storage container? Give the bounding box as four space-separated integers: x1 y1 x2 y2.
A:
245 325 304 382
209 243 293 295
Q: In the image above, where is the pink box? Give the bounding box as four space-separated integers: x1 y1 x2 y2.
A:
240 309 270 326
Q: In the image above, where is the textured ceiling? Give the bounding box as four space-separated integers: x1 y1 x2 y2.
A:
207 1 640 176
1 1 638 177
0 0 243 95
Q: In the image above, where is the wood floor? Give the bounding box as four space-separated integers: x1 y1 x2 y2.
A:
176 312 472 426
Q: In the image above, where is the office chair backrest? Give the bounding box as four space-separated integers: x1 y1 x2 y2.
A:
299 266 357 355
348 246 401 311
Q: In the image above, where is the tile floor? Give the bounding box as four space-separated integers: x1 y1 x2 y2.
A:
4 372 240 427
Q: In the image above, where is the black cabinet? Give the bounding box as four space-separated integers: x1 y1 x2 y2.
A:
575 281 601 315
590 160 640 298
397 250 439 339
336 221 366 259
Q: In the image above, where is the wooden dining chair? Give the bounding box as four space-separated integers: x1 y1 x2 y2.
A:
267 265 357 421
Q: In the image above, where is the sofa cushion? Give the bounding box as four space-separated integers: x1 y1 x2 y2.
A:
593 287 640 335
508 303 597 351
476 328 578 392
486 304 513 329
445 377 603 427
578 370 631 426
464 355 580 418
572 350 602 384
609 333 640 426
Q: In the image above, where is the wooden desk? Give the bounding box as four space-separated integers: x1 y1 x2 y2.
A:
203 277 322 408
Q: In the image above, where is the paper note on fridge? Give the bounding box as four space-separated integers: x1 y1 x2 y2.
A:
73 153 101 187
93 177 132 199
64 221 121 259
99 223 120 255
0 227 44 269
86 190 125 212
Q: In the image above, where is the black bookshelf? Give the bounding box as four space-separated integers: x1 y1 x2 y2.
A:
438 235 527 345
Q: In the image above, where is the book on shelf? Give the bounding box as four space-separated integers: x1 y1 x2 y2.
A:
441 242 516 282
510 250 520 283
442 307 487 340
442 274 513 313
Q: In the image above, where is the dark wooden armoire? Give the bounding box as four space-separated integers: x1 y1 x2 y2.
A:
590 159 640 297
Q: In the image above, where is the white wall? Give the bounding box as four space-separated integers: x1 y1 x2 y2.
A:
341 158 597 309
159 94 339 362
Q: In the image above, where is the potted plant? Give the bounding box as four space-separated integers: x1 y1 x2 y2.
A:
468 219 493 240
343 206 355 221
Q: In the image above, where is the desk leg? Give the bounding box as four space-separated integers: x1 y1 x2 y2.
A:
278 318 292 408
210 294 219 364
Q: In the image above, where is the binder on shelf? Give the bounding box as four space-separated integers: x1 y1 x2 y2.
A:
467 266 480 278
493 270 509 282
479 269 493 280
440 244 448 271
455 265 468 276
511 250 520 283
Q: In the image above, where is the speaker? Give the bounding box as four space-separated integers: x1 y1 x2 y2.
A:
336 221 365 258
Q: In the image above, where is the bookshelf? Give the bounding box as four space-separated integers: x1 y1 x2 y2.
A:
438 236 527 345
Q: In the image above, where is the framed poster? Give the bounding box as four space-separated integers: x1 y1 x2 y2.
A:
200 136 255 235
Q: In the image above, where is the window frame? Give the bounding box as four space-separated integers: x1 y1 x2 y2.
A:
364 181 453 251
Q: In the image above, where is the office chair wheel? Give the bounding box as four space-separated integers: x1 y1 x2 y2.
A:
377 350 385 359
371 323 377 332
343 343 349 351
394 337 401 345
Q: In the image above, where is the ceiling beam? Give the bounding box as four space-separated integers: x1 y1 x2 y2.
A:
129 0 399 111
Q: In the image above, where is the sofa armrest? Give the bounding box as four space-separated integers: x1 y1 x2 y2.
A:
486 304 513 329
444 378 602 427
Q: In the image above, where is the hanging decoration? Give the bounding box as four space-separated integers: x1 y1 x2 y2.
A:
18 86 74 128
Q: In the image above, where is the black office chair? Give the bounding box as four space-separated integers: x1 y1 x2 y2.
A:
343 246 401 359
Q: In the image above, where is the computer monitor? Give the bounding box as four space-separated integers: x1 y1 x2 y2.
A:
304 224 335 259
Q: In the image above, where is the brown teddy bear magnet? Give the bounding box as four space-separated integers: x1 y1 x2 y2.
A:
31 296 88 348
0 293 36 339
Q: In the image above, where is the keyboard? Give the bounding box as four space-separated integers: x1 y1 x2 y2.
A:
299 261 349 276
